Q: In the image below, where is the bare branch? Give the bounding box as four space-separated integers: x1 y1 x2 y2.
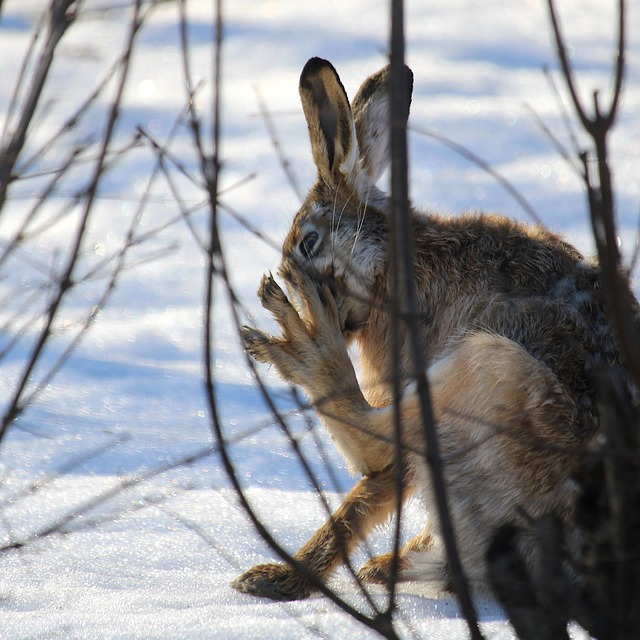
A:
254 86 303 202
606 0 625 129
412 124 543 225
0 0 77 216
545 0 592 133
389 1 483 637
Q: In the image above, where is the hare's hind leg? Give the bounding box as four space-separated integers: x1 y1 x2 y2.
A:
392 331 579 585
353 331 579 590
232 466 411 600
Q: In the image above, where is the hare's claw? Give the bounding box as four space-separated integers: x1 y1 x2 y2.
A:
258 273 288 310
240 325 273 363
231 563 314 601
241 323 310 388
278 263 342 327
257 273 311 341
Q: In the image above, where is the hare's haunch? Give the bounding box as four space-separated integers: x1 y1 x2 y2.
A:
233 58 635 601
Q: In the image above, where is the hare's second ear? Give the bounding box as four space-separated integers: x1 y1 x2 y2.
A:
299 58 358 183
351 64 413 182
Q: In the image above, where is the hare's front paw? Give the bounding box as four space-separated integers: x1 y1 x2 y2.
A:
231 562 314 601
241 272 353 399
240 322 313 391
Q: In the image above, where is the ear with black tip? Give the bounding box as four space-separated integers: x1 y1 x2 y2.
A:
299 58 358 183
351 64 413 182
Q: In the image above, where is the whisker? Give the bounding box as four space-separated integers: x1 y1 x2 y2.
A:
351 188 370 259
331 186 340 264
331 186 354 271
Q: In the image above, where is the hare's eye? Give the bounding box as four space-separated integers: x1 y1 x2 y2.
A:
299 231 319 259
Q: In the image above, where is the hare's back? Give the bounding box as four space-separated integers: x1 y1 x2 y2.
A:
417 213 620 438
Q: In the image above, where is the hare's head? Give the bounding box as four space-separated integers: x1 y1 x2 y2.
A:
279 58 413 341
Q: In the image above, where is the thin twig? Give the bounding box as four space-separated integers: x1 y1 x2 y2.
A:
412 124 543 225
546 0 592 133
389 2 483 638
0 0 76 216
523 101 583 180
542 66 584 164
254 86 303 201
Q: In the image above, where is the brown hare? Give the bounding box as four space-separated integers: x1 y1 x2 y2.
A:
232 57 632 601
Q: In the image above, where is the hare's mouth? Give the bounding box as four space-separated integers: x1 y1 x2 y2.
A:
307 269 364 338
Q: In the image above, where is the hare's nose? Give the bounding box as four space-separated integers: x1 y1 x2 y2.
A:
299 231 319 259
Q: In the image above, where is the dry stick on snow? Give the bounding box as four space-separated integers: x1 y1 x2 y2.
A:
387 0 411 624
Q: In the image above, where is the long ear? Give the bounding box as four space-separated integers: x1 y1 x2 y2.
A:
299 58 358 183
351 64 413 182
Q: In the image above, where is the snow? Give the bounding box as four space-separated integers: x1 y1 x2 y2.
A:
0 0 637 637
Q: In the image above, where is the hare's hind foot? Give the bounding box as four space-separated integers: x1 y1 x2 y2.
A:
358 552 409 584
232 562 314 601
359 551 453 594
358 525 438 585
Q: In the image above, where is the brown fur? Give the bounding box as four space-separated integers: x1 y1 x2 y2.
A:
232 58 635 600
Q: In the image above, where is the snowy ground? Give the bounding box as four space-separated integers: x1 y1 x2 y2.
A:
0 0 638 638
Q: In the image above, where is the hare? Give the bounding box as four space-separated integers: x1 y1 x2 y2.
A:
232 57 631 601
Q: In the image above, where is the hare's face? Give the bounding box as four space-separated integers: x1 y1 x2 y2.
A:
276 58 412 342
280 182 387 341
